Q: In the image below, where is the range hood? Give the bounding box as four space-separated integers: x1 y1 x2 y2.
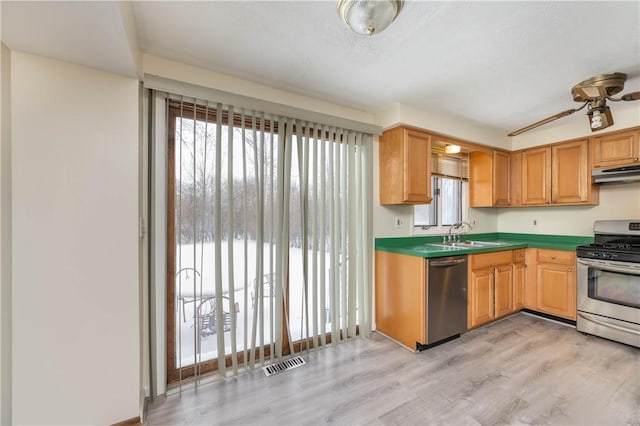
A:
592 164 640 184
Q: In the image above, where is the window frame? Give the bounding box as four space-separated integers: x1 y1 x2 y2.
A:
412 176 469 235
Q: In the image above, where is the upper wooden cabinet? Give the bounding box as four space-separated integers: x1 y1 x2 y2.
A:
591 128 640 168
552 139 595 204
379 127 432 205
469 150 510 207
521 146 551 205
518 139 598 206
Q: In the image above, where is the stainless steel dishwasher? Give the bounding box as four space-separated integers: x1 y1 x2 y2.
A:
422 255 468 348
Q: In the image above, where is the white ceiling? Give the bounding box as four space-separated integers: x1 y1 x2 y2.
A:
2 1 640 134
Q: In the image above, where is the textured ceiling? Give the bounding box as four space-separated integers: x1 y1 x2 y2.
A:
3 1 640 134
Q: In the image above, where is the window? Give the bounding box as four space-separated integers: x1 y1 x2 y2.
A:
414 151 468 232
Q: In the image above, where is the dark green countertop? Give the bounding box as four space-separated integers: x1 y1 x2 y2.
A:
375 233 594 258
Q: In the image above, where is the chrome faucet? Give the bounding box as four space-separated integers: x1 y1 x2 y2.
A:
447 221 473 242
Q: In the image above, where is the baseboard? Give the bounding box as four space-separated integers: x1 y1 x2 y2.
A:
111 416 140 426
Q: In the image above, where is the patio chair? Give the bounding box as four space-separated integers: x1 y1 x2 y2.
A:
197 296 232 337
175 267 234 338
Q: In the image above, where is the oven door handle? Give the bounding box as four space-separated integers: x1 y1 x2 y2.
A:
577 259 640 275
578 312 640 336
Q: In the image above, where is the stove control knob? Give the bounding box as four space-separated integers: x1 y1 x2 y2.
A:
610 253 618 259
587 252 598 258
601 253 611 259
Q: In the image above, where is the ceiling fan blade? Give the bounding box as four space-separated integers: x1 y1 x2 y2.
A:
507 108 577 137
621 91 640 101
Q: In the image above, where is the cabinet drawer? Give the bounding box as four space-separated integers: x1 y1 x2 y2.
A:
512 249 526 264
470 250 512 269
537 249 575 266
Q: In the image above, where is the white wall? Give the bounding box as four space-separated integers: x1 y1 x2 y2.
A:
0 41 13 426
497 185 640 236
376 103 510 149
143 54 376 125
11 52 140 424
499 104 640 236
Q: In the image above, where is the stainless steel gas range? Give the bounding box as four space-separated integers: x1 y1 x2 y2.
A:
576 220 640 347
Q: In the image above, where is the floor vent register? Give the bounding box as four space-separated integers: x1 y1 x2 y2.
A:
262 356 306 377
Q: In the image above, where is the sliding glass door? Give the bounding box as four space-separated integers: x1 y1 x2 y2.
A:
166 99 371 384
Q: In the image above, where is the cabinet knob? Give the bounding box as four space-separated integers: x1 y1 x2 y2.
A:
551 255 556 260
635 157 639 162
545 200 550 204
568 268 573 272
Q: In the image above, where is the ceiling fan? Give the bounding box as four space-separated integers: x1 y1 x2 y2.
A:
508 72 640 137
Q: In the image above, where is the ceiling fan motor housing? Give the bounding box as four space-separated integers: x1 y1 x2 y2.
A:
571 72 627 102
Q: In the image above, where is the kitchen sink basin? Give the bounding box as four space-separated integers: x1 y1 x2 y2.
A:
428 240 507 249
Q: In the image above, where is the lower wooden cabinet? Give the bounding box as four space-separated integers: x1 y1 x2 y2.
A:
375 250 426 348
468 267 494 328
468 251 514 329
535 249 577 320
375 247 577 346
494 265 514 318
512 249 526 310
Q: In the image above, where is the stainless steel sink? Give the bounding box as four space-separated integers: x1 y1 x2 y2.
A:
428 240 507 249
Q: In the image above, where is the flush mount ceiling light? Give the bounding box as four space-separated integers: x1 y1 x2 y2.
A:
444 144 461 154
337 0 404 35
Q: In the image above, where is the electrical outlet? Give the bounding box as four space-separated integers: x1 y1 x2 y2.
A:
394 216 404 228
532 219 538 226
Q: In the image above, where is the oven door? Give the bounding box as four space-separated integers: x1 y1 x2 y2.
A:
577 258 640 347
577 258 640 325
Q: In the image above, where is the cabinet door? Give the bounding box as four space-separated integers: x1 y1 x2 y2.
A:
536 263 576 320
404 130 432 203
494 265 514 318
510 151 522 207
375 251 426 348
513 262 525 311
468 267 494 328
521 147 551 205
523 248 537 309
552 139 589 204
379 127 432 205
469 151 493 207
592 129 640 168
493 151 511 205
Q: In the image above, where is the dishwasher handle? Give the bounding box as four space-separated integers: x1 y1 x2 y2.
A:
430 258 466 267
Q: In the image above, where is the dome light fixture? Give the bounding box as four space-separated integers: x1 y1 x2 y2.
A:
337 0 404 36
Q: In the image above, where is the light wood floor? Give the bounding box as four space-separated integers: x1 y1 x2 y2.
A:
147 313 640 425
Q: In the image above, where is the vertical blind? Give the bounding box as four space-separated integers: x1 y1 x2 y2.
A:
166 93 372 384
